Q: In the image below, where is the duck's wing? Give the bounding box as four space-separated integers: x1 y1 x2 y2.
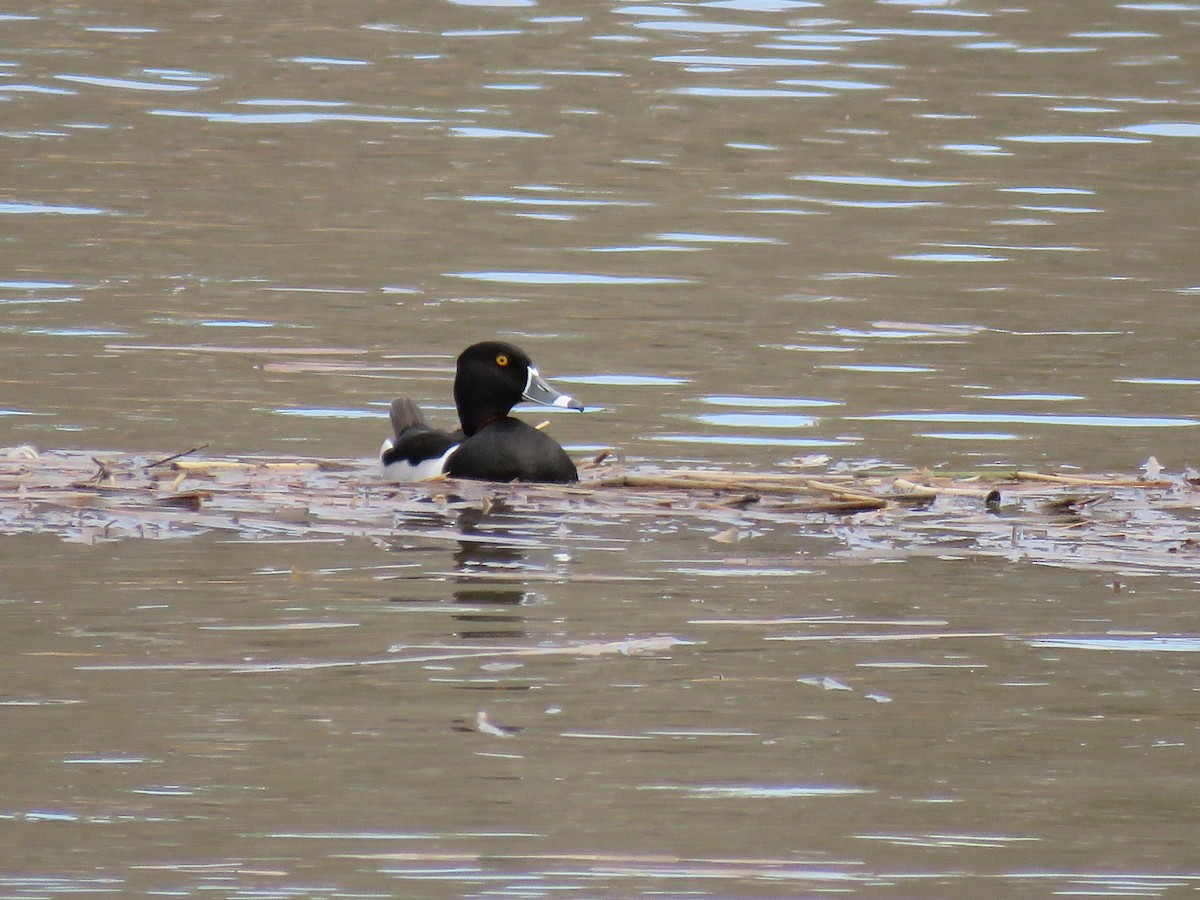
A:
381 398 463 482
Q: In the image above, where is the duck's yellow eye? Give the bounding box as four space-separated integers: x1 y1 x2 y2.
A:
495 354 509 366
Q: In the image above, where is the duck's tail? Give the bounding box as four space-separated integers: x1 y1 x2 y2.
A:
389 397 427 441
381 398 462 482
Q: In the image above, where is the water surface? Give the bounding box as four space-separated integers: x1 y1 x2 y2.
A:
3 1 1200 896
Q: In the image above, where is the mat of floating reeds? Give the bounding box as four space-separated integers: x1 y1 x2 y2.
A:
1 446 1197 576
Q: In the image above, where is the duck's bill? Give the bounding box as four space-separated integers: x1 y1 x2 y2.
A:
523 367 584 411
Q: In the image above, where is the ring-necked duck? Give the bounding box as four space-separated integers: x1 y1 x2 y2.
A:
381 340 584 483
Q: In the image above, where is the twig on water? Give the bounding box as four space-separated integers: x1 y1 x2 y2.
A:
88 456 115 483
579 448 614 470
146 443 210 468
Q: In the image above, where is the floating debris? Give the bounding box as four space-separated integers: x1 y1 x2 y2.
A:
2 447 1198 576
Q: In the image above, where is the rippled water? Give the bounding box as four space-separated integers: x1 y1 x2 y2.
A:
3 1 1200 897
5 0 1200 470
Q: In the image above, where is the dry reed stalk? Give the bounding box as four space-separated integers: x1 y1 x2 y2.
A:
173 459 319 473
799 479 882 503
592 473 809 495
156 490 212 510
69 480 152 494
886 478 942 500
891 477 1000 501
760 498 889 513
590 471 885 503
12 489 122 507
1015 471 1173 488
578 448 613 470
656 468 855 485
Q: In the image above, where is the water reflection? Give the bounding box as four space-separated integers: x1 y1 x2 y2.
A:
451 504 535 640
381 497 569 641
859 411 1200 428
0 200 108 215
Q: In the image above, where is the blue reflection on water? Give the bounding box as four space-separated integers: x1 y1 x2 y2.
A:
1030 635 1200 652
697 413 818 428
858 412 1198 427
447 271 691 285
702 395 839 408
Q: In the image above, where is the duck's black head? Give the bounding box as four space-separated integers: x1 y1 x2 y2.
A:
453 340 583 436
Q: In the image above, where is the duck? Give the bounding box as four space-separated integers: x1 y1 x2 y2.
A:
381 340 584 484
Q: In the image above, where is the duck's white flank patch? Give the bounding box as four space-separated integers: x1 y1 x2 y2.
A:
380 439 459 482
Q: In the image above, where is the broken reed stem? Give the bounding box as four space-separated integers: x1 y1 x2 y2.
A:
1014 470 1173 488
891 477 999 500
578 448 614 470
800 479 882 503
650 468 903 503
656 467 850 481
593 472 878 500
172 459 320 473
591 475 889 510
888 477 941 499
763 498 888 514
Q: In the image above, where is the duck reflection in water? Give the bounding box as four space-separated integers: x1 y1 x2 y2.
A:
380 498 562 640
450 543 530 639
448 498 558 640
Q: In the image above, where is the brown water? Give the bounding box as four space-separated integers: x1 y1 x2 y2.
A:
3 1 1200 896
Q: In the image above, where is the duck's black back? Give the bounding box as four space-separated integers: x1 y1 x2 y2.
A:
446 417 578 483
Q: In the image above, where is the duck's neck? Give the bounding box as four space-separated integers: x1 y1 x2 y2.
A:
454 365 518 436
457 406 510 437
